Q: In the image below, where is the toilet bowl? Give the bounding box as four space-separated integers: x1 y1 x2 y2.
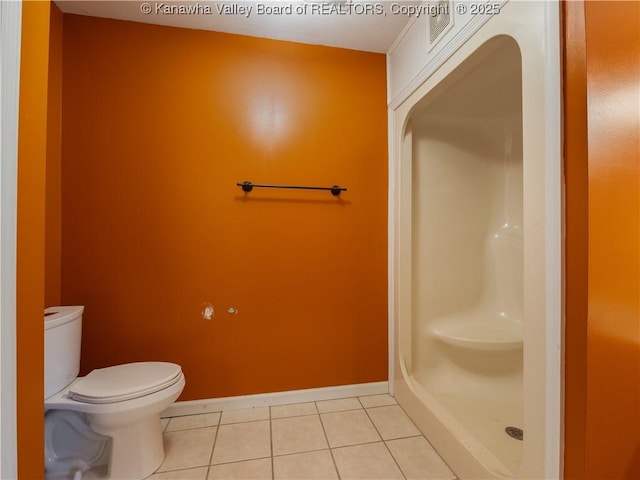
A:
44 307 186 479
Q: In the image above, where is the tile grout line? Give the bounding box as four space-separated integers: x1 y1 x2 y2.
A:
269 406 275 480
205 412 222 478
316 400 342 480
359 397 407 480
269 405 341 463
392 400 460 479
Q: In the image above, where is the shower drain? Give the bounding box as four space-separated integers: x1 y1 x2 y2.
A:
505 426 523 441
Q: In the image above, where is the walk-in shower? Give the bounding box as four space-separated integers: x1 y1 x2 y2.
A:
410 34 523 473
390 2 561 479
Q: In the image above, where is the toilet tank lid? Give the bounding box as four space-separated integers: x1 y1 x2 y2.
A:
68 362 183 404
45 306 84 330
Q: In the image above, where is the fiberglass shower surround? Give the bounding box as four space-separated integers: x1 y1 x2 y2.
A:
409 35 523 473
391 1 563 477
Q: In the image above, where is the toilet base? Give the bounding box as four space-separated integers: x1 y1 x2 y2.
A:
89 414 164 480
45 372 184 479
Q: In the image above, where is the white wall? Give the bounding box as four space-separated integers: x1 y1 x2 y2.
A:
0 0 22 478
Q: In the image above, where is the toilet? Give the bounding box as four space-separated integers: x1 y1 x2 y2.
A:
44 306 185 479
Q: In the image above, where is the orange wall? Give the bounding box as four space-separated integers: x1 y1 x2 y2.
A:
17 0 52 476
563 1 640 478
60 15 388 400
583 1 640 478
45 3 63 307
562 1 588 477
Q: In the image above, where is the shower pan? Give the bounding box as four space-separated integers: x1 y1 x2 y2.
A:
390 2 561 479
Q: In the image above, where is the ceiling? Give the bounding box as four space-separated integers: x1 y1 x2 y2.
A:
56 0 420 53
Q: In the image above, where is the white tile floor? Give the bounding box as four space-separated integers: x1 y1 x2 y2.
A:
149 394 457 480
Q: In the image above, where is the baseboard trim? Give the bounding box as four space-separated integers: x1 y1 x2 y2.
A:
162 381 389 418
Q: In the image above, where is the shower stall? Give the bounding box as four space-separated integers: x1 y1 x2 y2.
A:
408 34 524 474
390 2 561 479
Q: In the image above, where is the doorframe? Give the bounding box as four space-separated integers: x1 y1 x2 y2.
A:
0 0 22 478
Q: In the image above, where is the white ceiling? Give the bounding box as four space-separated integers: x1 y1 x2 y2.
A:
56 0 419 53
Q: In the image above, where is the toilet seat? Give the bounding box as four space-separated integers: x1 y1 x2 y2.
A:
68 362 182 404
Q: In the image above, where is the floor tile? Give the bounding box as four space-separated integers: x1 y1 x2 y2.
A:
211 420 271 464
157 427 216 472
366 405 421 440
272 415 328 456
387 436 457 479
154 397 457 480
207 458 272 480
271 402 318 419
316 397 362 413
147 466 208 479
359 394 397 408
273 450 338 480
332 442 404 480
220 407 270 424
321 409 380 447
166 412 221 432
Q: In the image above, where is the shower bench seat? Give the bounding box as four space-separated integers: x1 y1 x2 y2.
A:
430 313 523 352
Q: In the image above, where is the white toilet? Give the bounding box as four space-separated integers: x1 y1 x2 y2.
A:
44 306 185 479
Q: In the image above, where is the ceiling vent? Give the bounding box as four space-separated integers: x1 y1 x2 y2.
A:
429 0 452 45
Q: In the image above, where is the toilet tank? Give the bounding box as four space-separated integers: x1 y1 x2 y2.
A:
44 306 84 399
